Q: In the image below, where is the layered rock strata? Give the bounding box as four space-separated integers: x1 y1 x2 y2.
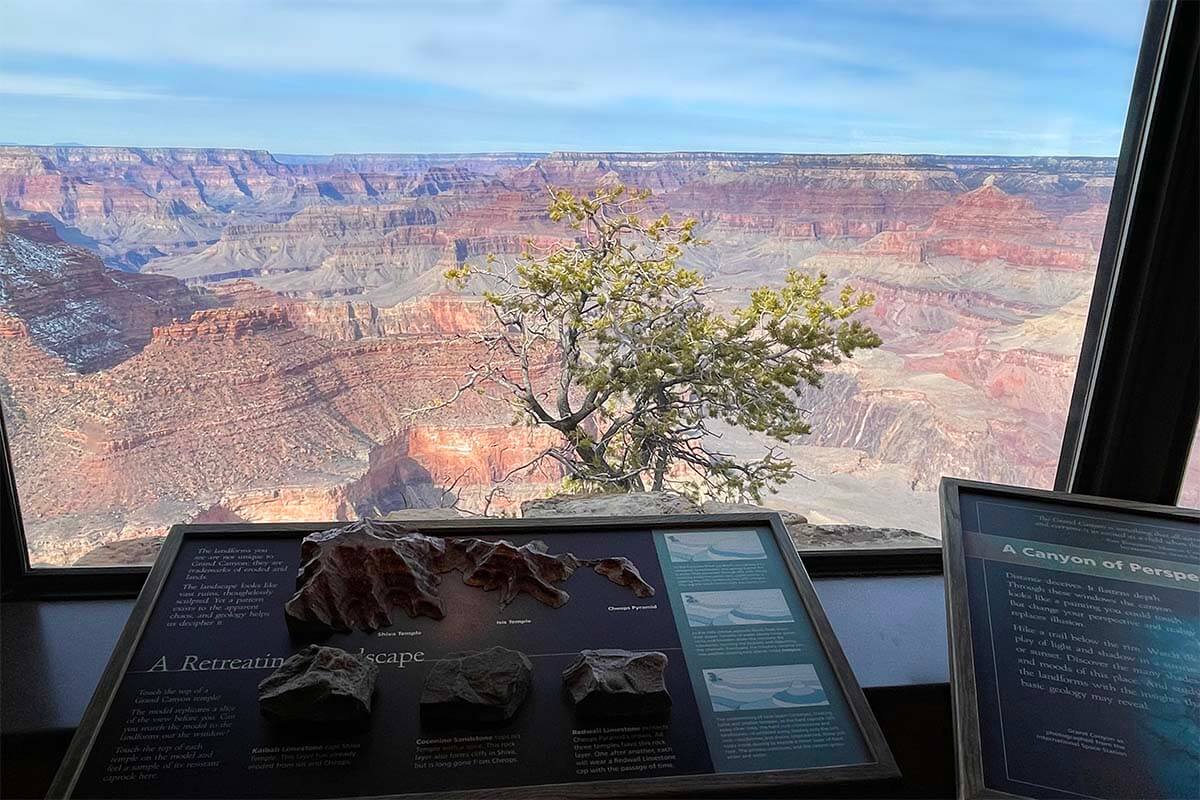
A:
1 218 203 370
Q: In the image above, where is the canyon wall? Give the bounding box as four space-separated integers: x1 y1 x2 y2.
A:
0 145 1133 564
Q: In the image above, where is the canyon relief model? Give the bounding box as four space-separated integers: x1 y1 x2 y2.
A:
419 646 533 726
562 650 672 719
257 644 379 723
284 519 654 633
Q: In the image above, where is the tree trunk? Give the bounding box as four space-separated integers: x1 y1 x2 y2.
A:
652 447 669 491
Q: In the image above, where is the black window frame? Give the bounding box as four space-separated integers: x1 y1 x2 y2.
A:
1055 0 1199 503
1 0 1195 600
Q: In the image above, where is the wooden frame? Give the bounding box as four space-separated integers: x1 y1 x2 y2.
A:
49 512 899 799
940 478 1200 800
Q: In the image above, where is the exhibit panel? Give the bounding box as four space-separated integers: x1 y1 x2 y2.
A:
48 514 896 799
942 480 1200 800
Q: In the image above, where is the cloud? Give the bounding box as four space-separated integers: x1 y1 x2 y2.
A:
0 0 1054 108
892 0 1149 47
0 72 169 101
0 0 1144 155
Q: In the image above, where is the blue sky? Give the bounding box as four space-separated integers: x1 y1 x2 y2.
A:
1 0 1147 156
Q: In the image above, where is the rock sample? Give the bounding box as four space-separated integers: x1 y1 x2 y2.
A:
285 521 449 632
589 557 655 598
562 649 671 719
258 644 378 722
420 646 532 726
284 519 656 632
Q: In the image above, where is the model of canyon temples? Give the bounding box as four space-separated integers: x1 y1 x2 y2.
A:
284 519 655 632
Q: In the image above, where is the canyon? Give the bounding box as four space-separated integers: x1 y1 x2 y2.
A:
2 144 1180 566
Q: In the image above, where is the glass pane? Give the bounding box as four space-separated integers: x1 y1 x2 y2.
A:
1180 426 1200 510
0 1 1149 565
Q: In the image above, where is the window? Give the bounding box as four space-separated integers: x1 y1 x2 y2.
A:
1181 426 1200 509
0 1 1177 571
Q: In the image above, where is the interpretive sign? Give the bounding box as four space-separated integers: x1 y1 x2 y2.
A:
49 513 896 799
941 479 1200 800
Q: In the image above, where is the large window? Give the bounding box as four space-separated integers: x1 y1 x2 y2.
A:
0 1 1160 567
1182 427 1200 509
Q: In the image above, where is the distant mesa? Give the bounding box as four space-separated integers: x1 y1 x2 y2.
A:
283 519 655 633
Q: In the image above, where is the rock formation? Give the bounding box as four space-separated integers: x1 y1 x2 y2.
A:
258 645 378 722
72 536 166 566
854 181 1097 269
420 646 532 725
0 218 204 371
0 239 564 564
283 520 655 632
562 649 671 719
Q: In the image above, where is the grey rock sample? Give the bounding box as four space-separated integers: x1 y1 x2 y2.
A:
420 646 532 726
562 649 671 718
258 644 378 722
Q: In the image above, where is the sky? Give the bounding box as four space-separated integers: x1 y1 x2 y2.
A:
0 0 1149 157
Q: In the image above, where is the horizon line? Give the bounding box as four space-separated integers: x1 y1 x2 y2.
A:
0 143 1121 162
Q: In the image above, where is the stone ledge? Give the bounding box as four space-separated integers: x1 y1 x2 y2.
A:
73 536 166 566
521 491 938 549
71 491 937 565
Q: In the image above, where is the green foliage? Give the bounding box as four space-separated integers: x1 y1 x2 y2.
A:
447 183 881 501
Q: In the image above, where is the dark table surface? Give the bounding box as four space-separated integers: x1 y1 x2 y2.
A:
1 575 955 798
